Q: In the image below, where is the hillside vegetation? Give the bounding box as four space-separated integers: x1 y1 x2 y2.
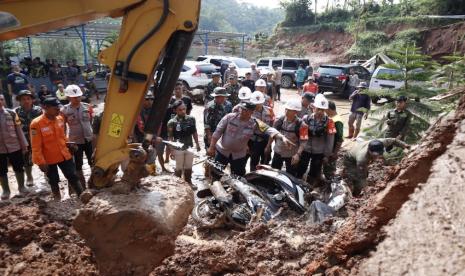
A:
200 0 284 34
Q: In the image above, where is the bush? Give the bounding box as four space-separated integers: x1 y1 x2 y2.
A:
318 9 353 24
347 31 388 58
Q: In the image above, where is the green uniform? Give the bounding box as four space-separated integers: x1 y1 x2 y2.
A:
224 83 241 106
343 138 408 194
204 100 230 148
204 81 221 104
385 109 412 140
167 115 197 149
323 114 344 179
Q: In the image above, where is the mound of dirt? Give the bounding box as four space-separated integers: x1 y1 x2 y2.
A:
74 175 194 276
0 197 97 275
422 22 465 59
357 94 465 274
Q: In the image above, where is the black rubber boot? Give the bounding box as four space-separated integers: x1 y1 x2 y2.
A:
15 172 27 194
0 176 10 200
25 166 34 187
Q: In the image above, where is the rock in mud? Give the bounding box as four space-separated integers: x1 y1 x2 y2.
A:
73 175 194 276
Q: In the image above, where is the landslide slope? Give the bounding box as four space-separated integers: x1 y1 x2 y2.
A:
358 92 465 275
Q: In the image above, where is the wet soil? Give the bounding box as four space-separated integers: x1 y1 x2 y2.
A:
0 196 98 275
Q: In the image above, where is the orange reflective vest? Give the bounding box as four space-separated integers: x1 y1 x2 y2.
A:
30 114 72 165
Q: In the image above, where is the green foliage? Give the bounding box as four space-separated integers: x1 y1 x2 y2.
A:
363 46 444 144
39 39 81 64
413 0 465 16
279 22 348 34
347 31 388 58
280 0 315 27
432 54 465 89
200 0 284 34
317 8 353 24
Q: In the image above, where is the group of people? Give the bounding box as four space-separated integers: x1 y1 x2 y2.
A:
0 59 414 201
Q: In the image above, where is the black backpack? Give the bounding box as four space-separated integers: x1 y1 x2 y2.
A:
275 116 302 137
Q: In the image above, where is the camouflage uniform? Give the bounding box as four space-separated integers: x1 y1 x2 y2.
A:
15 105 43 167
385 109 412 140
343 138 408 194
204 81 222 104
224 83 241 106
204 100 230 149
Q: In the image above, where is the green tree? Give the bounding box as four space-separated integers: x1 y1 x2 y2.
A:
280 0 315 27
364 46 441 144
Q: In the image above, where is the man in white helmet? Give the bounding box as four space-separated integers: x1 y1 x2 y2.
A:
296 94 336 186
61 84 93 188
255 79 273 108
232 86 251 112
267 99 308 176
250 91 274 171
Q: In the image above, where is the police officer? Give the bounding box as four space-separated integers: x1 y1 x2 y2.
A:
224 74 241 106
249 91 274 171
207 101 294 177
15 90 43 186
297 94 336 186
61 84 93 188
255 79 273 108
343 138 409 195
167 100 200 184
0 94 28 199
31 97 83 200
204 87 230 150
385 95 412 141
268 99 308 176
298 92 314 118
204 72 222 105
232 86 252 113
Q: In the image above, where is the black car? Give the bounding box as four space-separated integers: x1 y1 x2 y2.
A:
314 64 371 97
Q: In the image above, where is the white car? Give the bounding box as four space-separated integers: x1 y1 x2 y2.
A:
369 66 425 91
196 55 252 79
178 61 217 89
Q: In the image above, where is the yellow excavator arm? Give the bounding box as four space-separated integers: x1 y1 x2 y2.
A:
0 0 201 187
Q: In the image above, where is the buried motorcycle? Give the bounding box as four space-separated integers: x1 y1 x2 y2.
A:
192 160 309 230
192 159 351 229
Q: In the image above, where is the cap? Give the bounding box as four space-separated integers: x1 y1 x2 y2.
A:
302 92 315 103
284 99 302 111
212 72 221 77
255 79 266 87
396 95 408 102
357 82 368 89
145 91 155 100
228 63 236 68
228 74 237 80
307 76 314 80
211 87 230 97
368 140 385 156
238 87 252 100
16 90 34 100
65 84 83 97
42 97 61 107
250 91 265 105
240 102 256 110
313 94 329 109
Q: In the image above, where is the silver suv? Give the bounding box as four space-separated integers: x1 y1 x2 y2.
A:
256 57 310 88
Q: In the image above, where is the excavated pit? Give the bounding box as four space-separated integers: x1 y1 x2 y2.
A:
73 175 194 276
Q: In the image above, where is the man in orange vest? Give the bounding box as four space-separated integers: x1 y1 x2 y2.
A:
30 97 83 200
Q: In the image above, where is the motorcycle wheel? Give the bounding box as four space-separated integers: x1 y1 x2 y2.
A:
192 198 226 229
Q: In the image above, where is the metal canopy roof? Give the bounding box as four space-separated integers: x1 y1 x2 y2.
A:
28 20 247 41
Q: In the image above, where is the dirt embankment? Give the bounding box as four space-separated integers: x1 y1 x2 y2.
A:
272 22 465 62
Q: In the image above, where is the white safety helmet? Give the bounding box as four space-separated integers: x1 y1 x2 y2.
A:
65 84 83 97
313 94 329 109
255 79 267 87
228 63 236 69
238 87 252 100
249 91 265 105
284 99 302 111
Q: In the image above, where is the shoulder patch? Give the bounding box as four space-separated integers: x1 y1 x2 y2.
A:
30 128 37 136
255 119 269 133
